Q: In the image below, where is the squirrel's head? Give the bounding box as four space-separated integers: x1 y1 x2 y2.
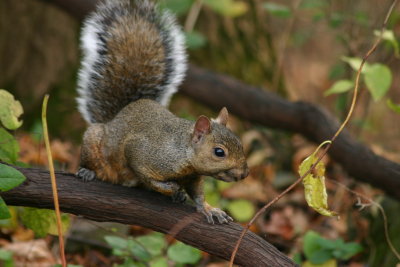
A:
190 107 249 182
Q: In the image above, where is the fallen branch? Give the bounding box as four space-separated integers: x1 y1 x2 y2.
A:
0 165 296 267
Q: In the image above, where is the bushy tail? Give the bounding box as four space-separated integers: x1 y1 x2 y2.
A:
77 0 187 123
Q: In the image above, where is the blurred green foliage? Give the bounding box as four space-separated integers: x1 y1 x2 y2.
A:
367 197 400 267
299 230 363 266
0 90 26 220
204 177 255 222
325 56 393 102
104 232 202 267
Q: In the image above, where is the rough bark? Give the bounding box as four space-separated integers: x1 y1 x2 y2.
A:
1 165 296 267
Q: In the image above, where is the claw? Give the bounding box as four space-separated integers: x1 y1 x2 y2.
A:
76 167 96 182
201 209 214 224
199 206 232 224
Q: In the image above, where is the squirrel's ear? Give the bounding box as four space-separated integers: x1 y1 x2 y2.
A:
214 107 229 126
193 115 211 143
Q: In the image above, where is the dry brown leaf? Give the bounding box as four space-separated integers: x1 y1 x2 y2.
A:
18 134 47 166
222 175 269 202
18 133 79 172
263 208 294 240
241 130 270 154
12 227 35 242
2 239 55 267
246 149 272 168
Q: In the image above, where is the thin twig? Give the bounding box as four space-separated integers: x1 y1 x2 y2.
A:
229 0 398 265
184 0 204 33
272 0 303 92
331 180 400 261
42 95 67 267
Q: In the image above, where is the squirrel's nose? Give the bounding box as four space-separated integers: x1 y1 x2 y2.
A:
240 165 250 179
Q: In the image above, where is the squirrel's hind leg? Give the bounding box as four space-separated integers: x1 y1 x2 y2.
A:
76 167 97 182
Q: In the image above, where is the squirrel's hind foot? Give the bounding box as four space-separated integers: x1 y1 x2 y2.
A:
76 167 97 182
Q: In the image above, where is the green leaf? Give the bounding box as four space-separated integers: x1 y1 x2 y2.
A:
127 239 152 261
324 80 354 96
205 191 220 207
116 258 145 267
167 241 201 264
339 242 363 260
292 252 302 265
158 0 193 16
374 29 399 57
204 0 248 17
299 142 337 217
185 31 207 50
204 179 220 207
303 231 362 263
0 164 25 191
0 90 23 130
328 63 346 80
304 231 323 258
104 235 129 250
387 99 400 113
226 199 255 222
300 0 328 9
263 3 292 18
136 232 166 256
0 248 13 267
308 249 333 264
217 180 233 191
317 237 343 250
105 235 153 261
47 213 70 236
20 208 70 237
0 206 18 229
0 197 11 219
303 259 337 267
355 11 368 26
329 13 343 28
312 11 325 22
0 249 13 260
0 128 19 164
303 231 333 264
341 56 370 73
150 257 168 267
364 63 392 101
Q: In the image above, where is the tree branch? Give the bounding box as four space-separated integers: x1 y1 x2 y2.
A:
1 165 296 267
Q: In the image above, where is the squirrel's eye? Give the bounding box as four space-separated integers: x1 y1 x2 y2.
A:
214 147 225 157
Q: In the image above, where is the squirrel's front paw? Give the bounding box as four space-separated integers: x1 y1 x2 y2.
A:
76 167 96 182
198 205 233 224
172 190 187 203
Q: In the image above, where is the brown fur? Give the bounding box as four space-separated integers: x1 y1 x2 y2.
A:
80 99 249 223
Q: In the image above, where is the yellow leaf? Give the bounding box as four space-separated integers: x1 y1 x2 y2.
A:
299 141 338 217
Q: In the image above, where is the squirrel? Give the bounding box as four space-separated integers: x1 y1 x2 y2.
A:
75 0 249 224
